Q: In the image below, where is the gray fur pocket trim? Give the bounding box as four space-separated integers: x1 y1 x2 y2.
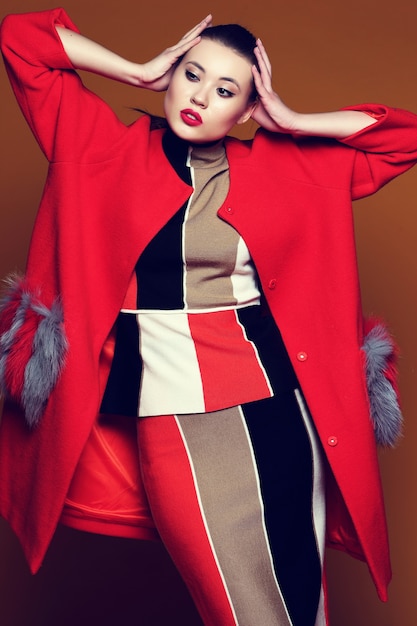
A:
362 323 403 447
0 275 68 427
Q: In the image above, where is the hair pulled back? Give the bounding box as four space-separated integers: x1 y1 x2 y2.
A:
136 23 260 127
200 24 259 101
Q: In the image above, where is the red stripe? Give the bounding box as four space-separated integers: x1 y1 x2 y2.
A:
188 310 272 412
138 415 237 626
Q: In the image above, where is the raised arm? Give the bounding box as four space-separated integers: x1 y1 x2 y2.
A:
251 39 378 138
56 14 212 92
250 38 417 199
0 9 211 160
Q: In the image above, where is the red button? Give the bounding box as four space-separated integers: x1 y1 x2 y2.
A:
296 351 308 361
226 206 234 214
268 278 277 289
327 436 338 447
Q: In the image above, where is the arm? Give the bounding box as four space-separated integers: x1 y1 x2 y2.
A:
1 9 211 160
282 110 377 139
251 39 378 138
55 14 211 92
251 41 417 197
54 27 144 86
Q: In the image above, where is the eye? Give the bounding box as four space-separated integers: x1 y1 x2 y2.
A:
217 87 234 98
185 69 199 82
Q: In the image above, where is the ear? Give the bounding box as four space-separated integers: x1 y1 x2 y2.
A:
237 100 257 125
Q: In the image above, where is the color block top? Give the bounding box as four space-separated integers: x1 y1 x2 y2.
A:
101 131 297 416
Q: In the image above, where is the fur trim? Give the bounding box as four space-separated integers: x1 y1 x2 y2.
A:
0 275 68 427
362 321 403 447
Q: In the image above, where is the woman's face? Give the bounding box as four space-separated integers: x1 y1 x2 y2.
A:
164 39 256 143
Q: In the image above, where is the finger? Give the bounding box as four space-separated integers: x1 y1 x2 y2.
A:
165 14 212 60
254 45 272 86
253 48 272 93
180 14 212 42
251 65 269 99
255 39 272 75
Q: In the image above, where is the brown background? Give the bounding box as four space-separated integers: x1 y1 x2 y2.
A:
0 1 416 624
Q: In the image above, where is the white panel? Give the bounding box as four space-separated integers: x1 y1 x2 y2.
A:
230 237 261 306
137 312 205 416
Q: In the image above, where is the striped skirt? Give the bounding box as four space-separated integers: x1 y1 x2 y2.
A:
137 390 326 625
62 389 326 625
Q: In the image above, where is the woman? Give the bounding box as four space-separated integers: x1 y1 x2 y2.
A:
1 8 416 625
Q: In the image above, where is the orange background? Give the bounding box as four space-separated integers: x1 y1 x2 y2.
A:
1 1 416 624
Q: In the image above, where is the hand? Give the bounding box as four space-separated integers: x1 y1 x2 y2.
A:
251 40 379 137
138 15 212 91
251 39 299 133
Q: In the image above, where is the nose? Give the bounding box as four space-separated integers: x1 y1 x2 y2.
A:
190 87 208 108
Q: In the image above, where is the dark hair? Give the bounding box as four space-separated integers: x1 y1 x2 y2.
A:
201 24 257 67
133 23 259 127
200 24 259 101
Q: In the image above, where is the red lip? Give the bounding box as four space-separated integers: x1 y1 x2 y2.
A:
180 109 203 126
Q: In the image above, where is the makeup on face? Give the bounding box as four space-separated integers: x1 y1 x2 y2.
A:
164 39 255 143
180 109 203 126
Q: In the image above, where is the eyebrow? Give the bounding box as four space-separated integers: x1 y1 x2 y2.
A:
186 61 241 90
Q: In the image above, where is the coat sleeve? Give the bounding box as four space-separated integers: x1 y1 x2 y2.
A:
339 104 417 199
0 9 127 162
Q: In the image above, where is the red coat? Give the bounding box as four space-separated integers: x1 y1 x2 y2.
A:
1 9 417 599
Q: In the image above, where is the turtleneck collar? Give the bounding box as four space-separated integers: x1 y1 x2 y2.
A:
162 129 226 179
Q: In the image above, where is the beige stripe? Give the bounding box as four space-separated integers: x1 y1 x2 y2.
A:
177 407 292 626
184 146 241 308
